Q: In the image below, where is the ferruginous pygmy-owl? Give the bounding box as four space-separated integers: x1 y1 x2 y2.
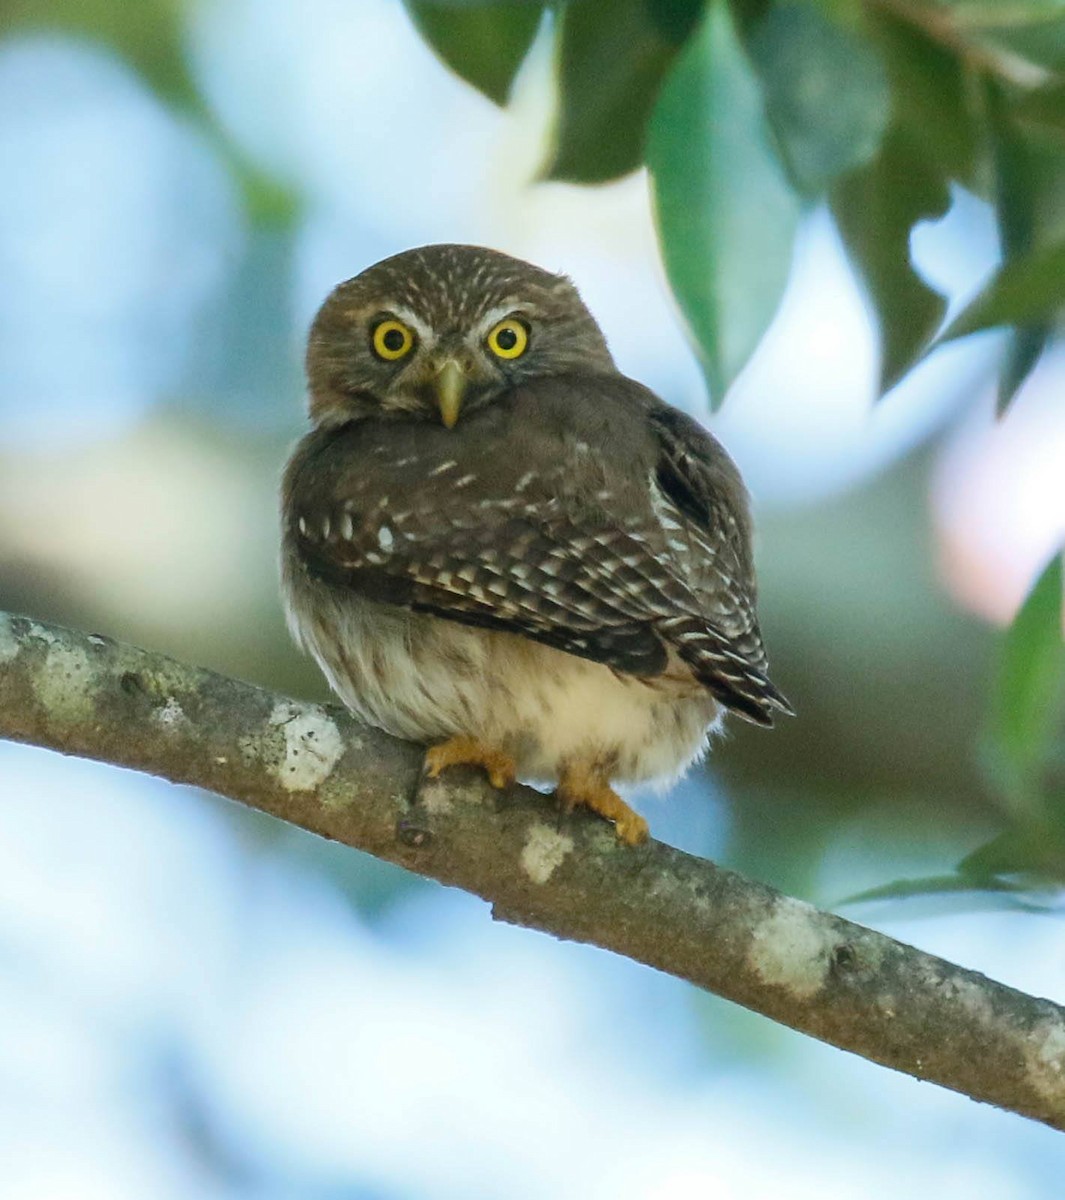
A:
281 244 791 845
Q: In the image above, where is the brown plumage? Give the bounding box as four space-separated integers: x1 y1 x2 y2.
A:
281 244 791 845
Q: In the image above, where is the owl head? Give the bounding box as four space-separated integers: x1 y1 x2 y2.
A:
305 244 615 429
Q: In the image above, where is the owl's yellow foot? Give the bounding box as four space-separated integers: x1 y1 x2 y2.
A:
424 736 517 790
557 765 649 847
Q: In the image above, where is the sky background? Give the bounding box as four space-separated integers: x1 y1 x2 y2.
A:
0 1 1063 1196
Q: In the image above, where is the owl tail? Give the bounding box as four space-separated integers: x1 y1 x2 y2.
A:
661 617 794 727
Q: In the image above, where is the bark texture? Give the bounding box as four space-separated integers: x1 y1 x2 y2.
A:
1 611 1064 1130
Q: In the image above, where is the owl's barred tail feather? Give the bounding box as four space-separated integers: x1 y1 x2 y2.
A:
658 616 794 727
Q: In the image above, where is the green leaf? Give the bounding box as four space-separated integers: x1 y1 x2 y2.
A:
959 10 1065 74
1013 81 1065 147
996 324 1049 412
982 552 1065 809
958 823 1065 884
985 81 1065 410
404 0 544 106
840 873 1028 905
941 239 1065 338
646 0 801 406
543 0 703 183
841 815 1065 904
831 130 950 393
866 7 979 186
744 2 891 196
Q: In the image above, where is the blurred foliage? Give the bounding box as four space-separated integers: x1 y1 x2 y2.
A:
962 553 1065 895
832 128 951 391
0 0 1062 913
647 0 800 402
986 552 1065 812
845 552 1065 903
0 0 196 106
0 0 298 223
545 0 702 182
405 0 545 105
18 0 1065 405
402 0 1065 410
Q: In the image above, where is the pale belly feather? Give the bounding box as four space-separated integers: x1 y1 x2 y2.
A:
284 571 720 785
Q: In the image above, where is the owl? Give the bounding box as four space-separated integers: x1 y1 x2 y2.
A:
281 244 790 845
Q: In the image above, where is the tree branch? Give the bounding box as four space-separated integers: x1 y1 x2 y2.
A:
1 610 1063 1130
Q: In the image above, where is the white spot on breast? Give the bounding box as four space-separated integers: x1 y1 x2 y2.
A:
377 525 394 551
430 460 458 476
515 471 536 493
340 512 355 540
520 824 574 884
321 515 331 539
746 896 835 1000
270 701 345 793
298 516 308 537
454 474 476 488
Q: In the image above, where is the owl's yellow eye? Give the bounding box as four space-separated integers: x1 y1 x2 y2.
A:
486 318 528 360
372 319 414 361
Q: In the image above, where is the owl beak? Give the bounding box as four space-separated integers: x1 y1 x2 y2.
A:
434 359 467 429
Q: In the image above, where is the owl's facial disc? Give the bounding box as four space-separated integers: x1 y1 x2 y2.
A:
305 244 617 429
365 304 533 428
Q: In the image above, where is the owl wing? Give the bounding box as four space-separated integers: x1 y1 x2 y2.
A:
289 397 791 725
293 485 676 679
646 406 793 723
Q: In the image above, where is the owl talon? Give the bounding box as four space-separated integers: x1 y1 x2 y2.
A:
556 766 649 847
424 736 516 790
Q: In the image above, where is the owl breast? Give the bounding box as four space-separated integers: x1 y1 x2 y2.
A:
283 564 721 786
